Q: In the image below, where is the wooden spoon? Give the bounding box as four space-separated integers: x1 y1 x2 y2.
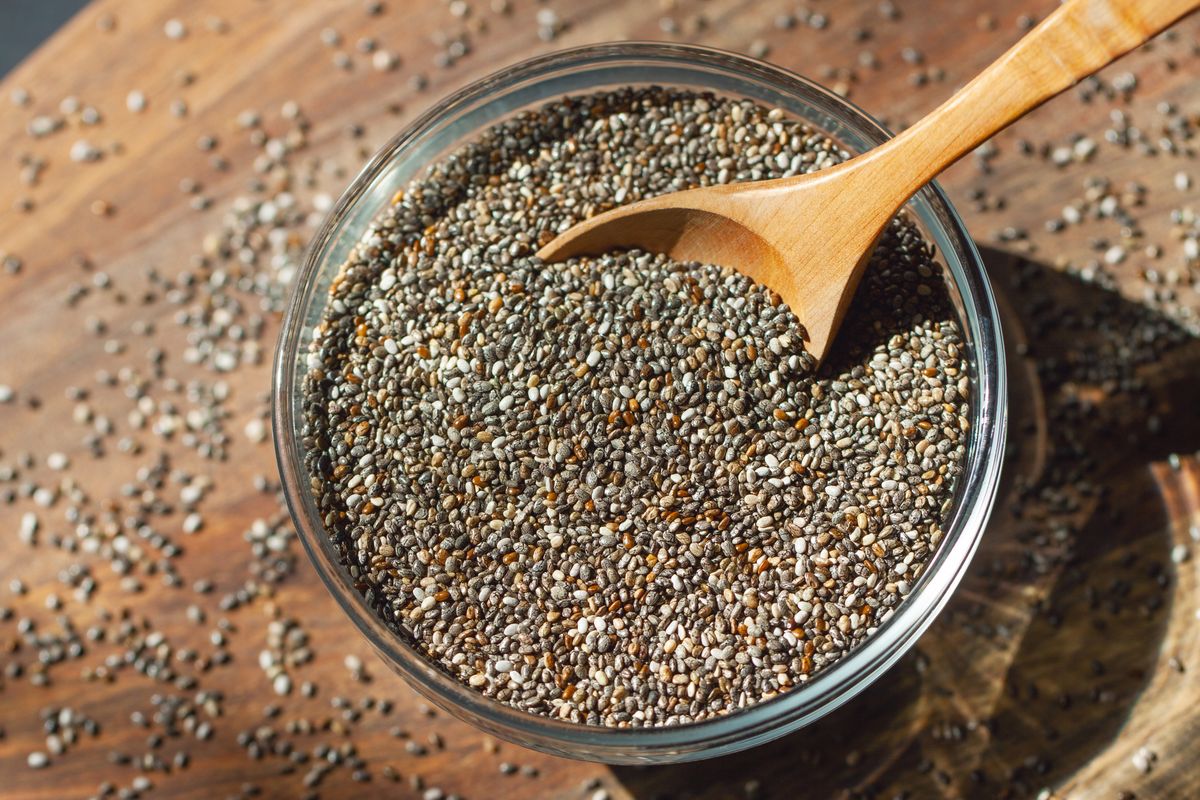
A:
538 0 1199 364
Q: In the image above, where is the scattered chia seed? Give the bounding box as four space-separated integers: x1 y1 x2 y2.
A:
1132 746 1158 774
69 139 102 163
164 19 187 40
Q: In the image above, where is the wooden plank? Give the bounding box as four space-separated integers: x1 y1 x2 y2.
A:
1 0 1199 797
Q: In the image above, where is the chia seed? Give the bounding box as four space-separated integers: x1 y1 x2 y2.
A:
301 87 971 726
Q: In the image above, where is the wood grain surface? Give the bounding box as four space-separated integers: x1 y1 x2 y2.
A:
1 1 1199 798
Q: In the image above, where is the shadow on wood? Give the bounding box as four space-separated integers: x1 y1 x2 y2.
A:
609 246 1200 799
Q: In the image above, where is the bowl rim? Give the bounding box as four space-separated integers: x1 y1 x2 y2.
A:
272 40 1007 763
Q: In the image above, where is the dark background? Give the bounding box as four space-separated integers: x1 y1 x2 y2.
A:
1 0 88 76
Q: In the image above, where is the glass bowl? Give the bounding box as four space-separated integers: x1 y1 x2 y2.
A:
273 42 1007 764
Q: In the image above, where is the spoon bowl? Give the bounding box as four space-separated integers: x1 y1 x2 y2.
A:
538 162 890 360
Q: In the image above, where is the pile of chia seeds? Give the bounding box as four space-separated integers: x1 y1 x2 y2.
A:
301 87 971 726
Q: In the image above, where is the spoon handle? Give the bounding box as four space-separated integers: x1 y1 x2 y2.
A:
865 0 1200 199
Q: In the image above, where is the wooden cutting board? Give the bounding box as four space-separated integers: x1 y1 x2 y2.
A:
2 1 1199 798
